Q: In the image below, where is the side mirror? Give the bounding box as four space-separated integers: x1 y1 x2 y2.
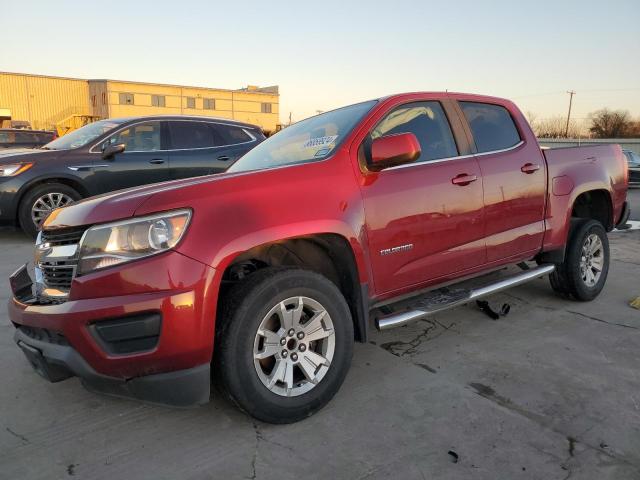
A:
102 143 125 159
369 133 421 171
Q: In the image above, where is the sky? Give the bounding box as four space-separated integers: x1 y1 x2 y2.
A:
2 0 639 123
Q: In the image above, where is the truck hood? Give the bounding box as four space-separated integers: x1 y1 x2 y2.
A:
44 172 240 229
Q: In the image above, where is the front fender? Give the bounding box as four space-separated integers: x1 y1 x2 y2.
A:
202 219 370 284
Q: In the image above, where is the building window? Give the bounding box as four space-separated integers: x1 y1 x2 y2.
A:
261 103 272 113
119 93 134 105
186 97 196 109
203 98 216 110
91 95 97 107
102 93 107 105
151 95 166 107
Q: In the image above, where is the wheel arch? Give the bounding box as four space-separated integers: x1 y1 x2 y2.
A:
218 233 370 343
14 175 89 223
570 188 613 231
539 186 614 264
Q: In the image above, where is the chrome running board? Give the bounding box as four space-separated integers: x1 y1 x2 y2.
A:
375 264 555 331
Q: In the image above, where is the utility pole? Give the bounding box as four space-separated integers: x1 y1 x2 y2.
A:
565 90 576 138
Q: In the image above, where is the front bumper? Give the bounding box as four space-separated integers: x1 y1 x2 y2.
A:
8 250 220 407
14 327 210 406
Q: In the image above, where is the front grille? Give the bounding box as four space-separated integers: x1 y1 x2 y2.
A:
37 226 87 299
40 260 76 290
17 325 69 346
41 226 86 246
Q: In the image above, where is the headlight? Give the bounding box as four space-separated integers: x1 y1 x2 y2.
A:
0 163 33 177
77 209 192 275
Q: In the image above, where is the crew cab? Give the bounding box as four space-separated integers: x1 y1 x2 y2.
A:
0 116 265 237
9 93 629 423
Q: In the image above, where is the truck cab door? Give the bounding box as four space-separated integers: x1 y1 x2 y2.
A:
358 100 487 295
94 121 170 193
456 100 547 262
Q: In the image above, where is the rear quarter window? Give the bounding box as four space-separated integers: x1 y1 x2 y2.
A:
460 102 521 153
214 125 253 145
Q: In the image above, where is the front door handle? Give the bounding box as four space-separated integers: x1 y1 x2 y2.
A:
451 173 478 186
149 158 165 165
521 163 540 174
217 155 231 161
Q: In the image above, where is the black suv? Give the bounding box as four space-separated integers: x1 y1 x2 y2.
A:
0 116 265 237
0 129 56 149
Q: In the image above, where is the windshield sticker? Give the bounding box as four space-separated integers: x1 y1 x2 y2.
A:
302 135 338 149
314 147 330 157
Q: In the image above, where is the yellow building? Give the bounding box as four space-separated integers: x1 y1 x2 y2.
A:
0 72 280 133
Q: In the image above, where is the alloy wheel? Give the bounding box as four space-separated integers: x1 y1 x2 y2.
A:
31 192 74 228
253 296 335 397
579 233 604 287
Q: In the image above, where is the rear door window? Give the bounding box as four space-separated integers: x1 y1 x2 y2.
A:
372 101 458 162
169 121 216 149
459 102 521 153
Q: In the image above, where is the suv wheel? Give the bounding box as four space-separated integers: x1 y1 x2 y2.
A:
18 183 81 238
549 219 610 301
215 267 354 424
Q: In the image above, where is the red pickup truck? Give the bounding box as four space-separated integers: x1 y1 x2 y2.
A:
9 92 629 423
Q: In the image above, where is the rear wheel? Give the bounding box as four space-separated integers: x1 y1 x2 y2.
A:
215 267 354 424
549 219 609 301
18 183 81 238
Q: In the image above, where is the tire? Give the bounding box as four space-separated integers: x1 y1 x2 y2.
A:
215 267 354 424
549 219 609 301
18 183 81 238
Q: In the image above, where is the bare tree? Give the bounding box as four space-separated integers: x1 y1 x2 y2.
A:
588 109 632 138
533 116 582 138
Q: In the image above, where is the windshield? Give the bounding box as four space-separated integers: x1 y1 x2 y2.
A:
228 100 377 173
44 119 128 150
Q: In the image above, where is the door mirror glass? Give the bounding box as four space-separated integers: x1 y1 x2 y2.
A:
102 143 126 159
369 133 421 171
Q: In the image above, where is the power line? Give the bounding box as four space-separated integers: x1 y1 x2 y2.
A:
513 88 640 100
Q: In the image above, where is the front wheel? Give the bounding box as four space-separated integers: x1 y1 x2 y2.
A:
549 219 610 301
215 268 354 424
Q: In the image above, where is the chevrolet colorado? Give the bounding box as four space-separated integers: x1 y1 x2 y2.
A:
9 92 630 423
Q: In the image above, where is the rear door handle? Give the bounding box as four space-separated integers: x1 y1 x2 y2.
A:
451 173 478 186
521 163 540 174
217 155 231 161
149 158 165 165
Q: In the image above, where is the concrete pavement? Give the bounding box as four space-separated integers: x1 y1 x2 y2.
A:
0 227 638 480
